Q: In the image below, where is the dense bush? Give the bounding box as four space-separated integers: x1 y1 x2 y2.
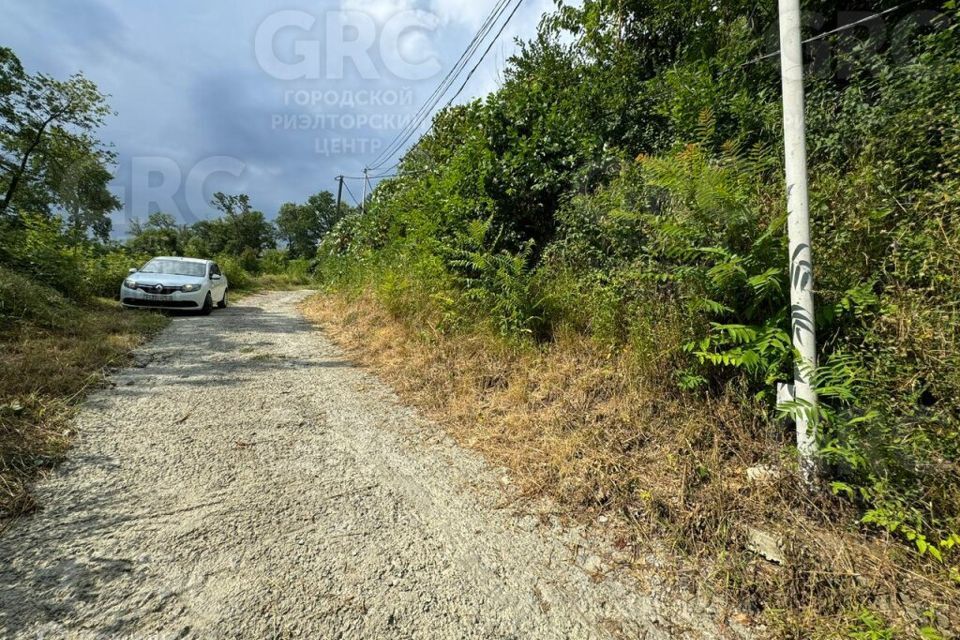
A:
319 1 960 564
0 214 150 302
212 253 253 292
0 264 73 331
84 250 144 298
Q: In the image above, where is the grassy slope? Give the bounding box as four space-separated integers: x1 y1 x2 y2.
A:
301 291 959 639
0 266 169 517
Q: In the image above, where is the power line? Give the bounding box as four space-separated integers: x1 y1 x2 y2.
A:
367 0 514 170
359 0 917 186
368 0 523 171
740 0 921 69
339 168 433 180
341 181 361 207
374 0 920 175
370 0 526 174
341 173 391 181
370 0 526 175
443 0 525 109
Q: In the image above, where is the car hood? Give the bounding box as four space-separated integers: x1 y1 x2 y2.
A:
131 273 206 286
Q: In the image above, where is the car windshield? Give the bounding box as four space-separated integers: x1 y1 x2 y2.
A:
140 259 206 277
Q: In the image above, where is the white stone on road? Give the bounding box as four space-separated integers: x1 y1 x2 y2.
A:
0 290 743 639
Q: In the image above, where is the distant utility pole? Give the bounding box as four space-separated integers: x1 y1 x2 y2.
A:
361 167 368 214
777 0 819 482
335 175 344 212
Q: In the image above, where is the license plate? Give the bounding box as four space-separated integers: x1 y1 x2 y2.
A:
143 294 167 301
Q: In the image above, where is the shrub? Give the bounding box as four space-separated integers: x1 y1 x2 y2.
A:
285 258 312 282
0 214 90 300
259 248 288 275
237 247 260 274
83 250 146 299
214 253 253 291
0 265 73 331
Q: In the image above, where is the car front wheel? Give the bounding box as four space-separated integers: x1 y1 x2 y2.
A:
200 292 213 315
217 289 228 309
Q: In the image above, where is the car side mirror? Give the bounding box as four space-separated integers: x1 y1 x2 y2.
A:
211 274 222 280
128 267 137 274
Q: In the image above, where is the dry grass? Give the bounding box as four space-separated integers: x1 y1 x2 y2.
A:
301 291 960 639
0 296 167 517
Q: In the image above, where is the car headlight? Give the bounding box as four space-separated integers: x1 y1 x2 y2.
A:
124 279 137 289
180 283 201 292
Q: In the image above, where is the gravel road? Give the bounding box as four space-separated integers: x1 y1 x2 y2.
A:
0 290 746 639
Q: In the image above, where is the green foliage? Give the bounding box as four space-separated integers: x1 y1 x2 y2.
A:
127 193 279 263
213 253 252 292
275 191 346 259
208 192 275 257
849 610 897 640
259 248 288 275
1 213 89 299
127 212 188 257
0 212 149 302
83 249 144 298
126 191 345 283
0 47 117 230
447 219 547 339
0 264 73 331
257 249 313 280
285 258 312 281
317 1 960 561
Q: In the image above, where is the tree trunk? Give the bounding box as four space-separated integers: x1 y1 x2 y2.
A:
0 114 58 217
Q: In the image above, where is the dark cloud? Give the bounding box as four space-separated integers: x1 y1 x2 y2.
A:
7 0 151 73
3 0 557 236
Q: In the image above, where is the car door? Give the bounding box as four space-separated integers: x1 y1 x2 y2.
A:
209 262 226 298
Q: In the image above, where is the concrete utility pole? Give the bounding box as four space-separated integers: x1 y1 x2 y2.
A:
361 167 368 214
335 175 344 212
777 0 818 482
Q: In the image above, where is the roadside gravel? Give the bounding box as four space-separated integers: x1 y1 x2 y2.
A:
0 290 748 639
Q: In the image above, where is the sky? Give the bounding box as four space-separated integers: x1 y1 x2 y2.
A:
2 0 558 236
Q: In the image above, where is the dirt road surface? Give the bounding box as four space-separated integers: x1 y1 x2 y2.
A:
0 291 745 639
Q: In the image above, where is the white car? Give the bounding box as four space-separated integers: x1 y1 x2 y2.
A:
120 256 228 314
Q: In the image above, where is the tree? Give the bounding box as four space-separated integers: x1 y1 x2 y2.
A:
127 212 189 256
275 191 341 259
209 191 275 256
210 192 251 218
46 130 120 242
0 48 113 220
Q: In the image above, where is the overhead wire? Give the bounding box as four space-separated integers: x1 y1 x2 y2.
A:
738 0 922 69
367 0 514 170
371 0 527 176
339 168 435 180
367 0 523 171
341 180 361 207
442 0 525 110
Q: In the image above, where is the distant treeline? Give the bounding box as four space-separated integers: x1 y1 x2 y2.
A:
0 46 353 302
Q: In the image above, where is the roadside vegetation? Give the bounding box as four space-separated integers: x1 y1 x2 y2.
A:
0 47 334 519
310 1 960 636
0 265 166 518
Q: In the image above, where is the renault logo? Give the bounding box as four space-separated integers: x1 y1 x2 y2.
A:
154 284 163 292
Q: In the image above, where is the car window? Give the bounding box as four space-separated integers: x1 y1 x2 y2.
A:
140 259 206 277
211 263 221 276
